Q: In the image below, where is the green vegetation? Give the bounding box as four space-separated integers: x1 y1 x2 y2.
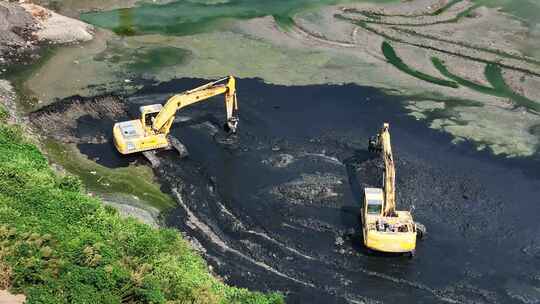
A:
432 0 463 15
431 57 503 96
78 0 540 40
80 0 375 36
338 16 540 77
432 57 540 113
93 43 192 76
6 46 57 113
484 63 540 113
0 110 283 304
42 140 175 211
381 41 459 88
128 47 192 73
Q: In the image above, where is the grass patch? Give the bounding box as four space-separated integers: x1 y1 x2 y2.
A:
0 111 283 304
381 41 459 88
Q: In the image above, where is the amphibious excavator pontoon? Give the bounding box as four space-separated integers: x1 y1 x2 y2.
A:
113 76 239 161
361 123 423 257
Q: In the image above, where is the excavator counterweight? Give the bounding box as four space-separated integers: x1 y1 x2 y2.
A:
113 76 239 155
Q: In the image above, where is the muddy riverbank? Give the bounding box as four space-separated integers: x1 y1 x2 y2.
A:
30 77 540 303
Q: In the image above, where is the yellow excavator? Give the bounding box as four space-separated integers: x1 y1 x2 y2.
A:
113 76 239 159
361 123 423 257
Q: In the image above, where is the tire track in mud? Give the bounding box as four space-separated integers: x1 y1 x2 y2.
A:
170 187 315 287
31 78 540 303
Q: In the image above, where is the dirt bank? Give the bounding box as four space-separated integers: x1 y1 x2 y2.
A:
0 1 37 65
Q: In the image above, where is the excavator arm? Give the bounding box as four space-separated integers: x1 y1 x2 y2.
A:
152 76 239 135
369 123 396 216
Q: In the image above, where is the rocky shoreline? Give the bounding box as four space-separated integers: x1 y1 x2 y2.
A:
0 0 93 65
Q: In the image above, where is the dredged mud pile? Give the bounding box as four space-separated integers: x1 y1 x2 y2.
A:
30 78 540 304
29 95 126 144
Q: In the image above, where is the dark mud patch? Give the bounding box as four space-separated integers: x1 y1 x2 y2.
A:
30 78 540 303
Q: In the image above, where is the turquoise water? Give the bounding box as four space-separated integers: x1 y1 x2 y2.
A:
80 0 393 35
81 0 540 36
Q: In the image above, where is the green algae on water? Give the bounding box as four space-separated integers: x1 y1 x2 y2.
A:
81 0 370 36
42 139 175 210
129 46 192 72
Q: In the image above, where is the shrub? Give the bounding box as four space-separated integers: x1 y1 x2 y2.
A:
57 175 83 192
0 105 8 123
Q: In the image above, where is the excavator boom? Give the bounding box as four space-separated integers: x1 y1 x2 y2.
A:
113 76 238 155
152 76 238 134
379 123 396 216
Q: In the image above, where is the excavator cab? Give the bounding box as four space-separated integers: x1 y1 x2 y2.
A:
140 104 163 129
364 188 384 216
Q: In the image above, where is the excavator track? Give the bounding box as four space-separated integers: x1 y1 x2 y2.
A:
142 150 161 168
168 135 189 158
142 136 188 168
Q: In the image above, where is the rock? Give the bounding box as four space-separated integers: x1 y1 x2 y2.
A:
0 1 37 62
21 3 94 44
262 153 295 168
0 290 25 304
0 2 94 65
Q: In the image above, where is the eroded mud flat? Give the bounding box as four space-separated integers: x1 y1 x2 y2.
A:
30 78 540 303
